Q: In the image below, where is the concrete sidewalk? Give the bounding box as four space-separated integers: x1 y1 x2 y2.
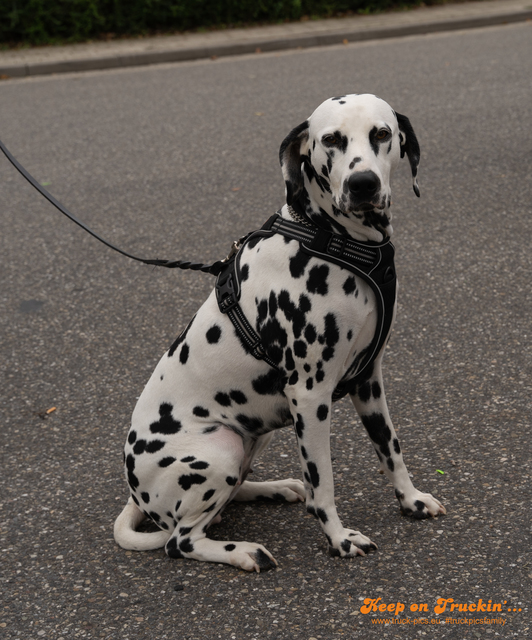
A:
1 0 531 78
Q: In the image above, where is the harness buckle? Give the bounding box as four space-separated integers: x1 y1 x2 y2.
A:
216 269 238 313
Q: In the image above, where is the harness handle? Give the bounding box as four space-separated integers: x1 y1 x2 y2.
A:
0 137 224 275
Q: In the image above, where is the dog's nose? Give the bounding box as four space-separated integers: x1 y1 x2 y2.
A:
348 171 380 198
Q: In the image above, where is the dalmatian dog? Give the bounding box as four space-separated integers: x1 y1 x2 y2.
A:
114 93 445 572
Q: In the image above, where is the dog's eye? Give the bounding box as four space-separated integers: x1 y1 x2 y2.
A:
322 134 338 146
376 129 390 141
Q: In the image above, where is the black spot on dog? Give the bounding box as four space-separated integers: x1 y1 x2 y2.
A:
316 508 328 523
304 323 317 344
306 377 313 390
387 458 395 472
214 392 232 407
146 440 165 453
295 413 305 438
178 473 207 490
372 382 382 399
224 543 236 552
257 299 268 323
285 347 295 371
133 439 147 455
288 371 299 385
315 369 325 383
258 316 288 365
240 263 249 281
159 457 176 468
230 390 248 405
226 476 238 486
306 505 317 518
166 537 184 558
341 539 352 553
189 460 209 470
300 445 308 459
306 265 329 296
277 290 311 339
193 406 210 418
393 438 401 454
317 404 329 421
181 456 195 463
252 369 284 395
343 276 357 295
179 342 190 365
179 538 194 553
307 461 320 487
203 489 216 501
361 412 392 458
141 492 150 503
206 325 222 344
322 313 340 361
294 340 307 358
357 381 371 403
127 430 137 445
126 454 139 490
150 403 182 436
289 248 312 279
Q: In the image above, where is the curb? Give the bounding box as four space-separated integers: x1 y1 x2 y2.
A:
1 7 531 78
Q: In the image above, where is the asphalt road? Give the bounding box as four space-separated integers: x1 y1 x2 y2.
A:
1 21 531 640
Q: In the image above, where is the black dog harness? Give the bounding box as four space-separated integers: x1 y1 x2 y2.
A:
215 213 397 400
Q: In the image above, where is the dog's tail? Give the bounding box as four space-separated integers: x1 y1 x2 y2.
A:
114 498 171 550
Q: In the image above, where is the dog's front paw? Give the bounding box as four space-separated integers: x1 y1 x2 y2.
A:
396 489 446 519
262 478 306 502
328 529 377 558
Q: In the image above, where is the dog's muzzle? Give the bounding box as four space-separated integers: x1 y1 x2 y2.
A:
347 170 382 211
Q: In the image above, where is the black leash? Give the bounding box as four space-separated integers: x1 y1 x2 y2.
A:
2 137 397 394
0 138 225 276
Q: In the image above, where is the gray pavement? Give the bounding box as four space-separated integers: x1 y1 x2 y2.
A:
0 0 531 78
1 12 532 640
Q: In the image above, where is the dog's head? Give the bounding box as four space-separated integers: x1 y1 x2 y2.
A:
280 94 420 240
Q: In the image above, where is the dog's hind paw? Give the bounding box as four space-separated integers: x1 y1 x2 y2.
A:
396 490 446 519
226 543 278 572
328 529 378 558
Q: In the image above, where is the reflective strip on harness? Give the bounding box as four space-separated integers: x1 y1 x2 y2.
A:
215 214 397 399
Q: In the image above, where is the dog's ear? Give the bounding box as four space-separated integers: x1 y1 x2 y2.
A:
395 112 421 198
279 120 310 206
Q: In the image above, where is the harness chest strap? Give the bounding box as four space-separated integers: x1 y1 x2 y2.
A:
215 214 397 398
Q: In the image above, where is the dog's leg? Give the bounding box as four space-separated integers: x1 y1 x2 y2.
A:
234 479 305 502
161 427 278 572
351 360 446 518
285 389 377 558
